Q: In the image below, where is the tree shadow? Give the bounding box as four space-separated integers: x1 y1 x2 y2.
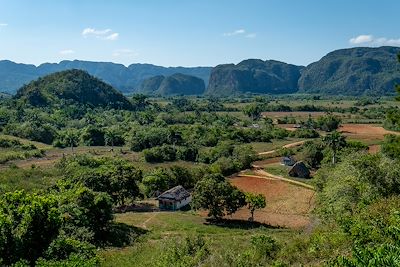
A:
102 222 148 247
114 203 159 213
204 218 283 230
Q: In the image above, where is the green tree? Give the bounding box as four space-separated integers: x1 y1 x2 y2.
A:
192 175 245 219
104 127 124 150
64 130 80 153
316 113 341 132
323 131 346 164
381 134 400 159
142 168 172 196
243 104 263 121
81 126 105 146
58 185 114 241
245 193 266 221
0 191 61 265
300 141 324 168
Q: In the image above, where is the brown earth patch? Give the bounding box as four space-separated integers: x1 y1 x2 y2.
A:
228 176 315 229
368 144 380 154
339 124 399 143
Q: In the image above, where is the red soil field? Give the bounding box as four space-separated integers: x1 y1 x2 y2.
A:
229 176 315 229
339 124 399 141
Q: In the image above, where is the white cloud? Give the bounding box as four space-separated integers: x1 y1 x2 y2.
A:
223 29 256 39
349 34 400 46
105 33 119 41
374 37 400 46
349 35 373 44
59 49 75 55
223 29 246 36
82 27 119 41
245 33 257 38
0 23 7 27
112 49 138 58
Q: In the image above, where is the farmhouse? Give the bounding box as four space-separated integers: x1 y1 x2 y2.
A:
157 185 192 211
288 161 310 178
281 156 296 166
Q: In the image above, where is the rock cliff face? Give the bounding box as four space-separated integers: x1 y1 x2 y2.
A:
137 73 205 96
205 59 304 96
298 46 400 95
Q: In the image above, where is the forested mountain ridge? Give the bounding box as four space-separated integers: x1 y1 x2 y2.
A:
298 46 400 95
15 69 132 109
1 46 400 96
137 73 205 96
206 46 400 96
205 59 304 96
0 60 212 94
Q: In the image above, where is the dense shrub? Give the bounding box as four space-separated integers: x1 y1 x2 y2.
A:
381 134 400 159
143 144 177 163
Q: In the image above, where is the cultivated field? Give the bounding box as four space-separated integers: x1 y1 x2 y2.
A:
229 176 315 229
339 123 399 144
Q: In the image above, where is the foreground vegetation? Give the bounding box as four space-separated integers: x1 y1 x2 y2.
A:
0 58 399 266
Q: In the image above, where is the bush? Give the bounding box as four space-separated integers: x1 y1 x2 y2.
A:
290 128 319 138
143 144 177 163
155 236 209 267
316 114 341 132
0 191 61 265
381 134 400 159
177 145 199 161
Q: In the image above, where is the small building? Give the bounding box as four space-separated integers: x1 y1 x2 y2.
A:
281 156 296 166
157 185 192 211
289 161 310 178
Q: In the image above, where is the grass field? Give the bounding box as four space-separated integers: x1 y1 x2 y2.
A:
100 211 298 267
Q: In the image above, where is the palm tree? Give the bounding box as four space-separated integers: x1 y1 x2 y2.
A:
64 130 79 154
323 131 346 164
105 128 118 151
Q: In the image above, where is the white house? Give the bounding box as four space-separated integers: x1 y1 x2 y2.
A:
157 185 192 211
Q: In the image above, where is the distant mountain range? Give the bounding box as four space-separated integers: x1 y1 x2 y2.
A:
1 46 400 96
137 73 205 96
0 60 211 94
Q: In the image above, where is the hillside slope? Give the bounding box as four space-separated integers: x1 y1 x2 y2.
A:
15 69 132 109
137 73 205 96
298 46 400 95
205 59 304 96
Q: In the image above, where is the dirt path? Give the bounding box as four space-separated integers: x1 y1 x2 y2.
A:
258 140 306 155
238 169 314 190
140 212 158 230
255 169 314 190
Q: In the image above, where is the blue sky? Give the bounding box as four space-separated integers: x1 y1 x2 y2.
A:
0 0 399 67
